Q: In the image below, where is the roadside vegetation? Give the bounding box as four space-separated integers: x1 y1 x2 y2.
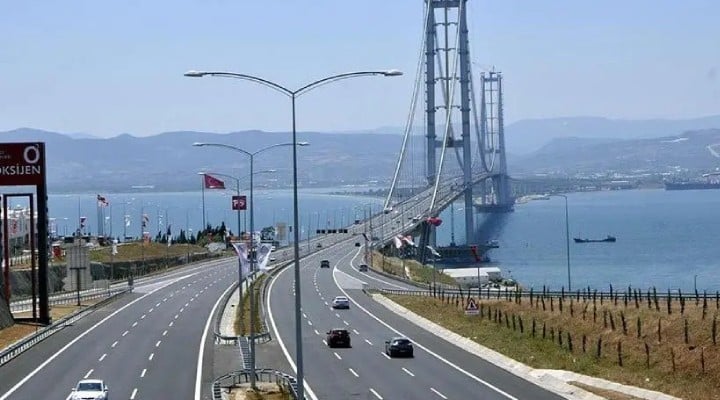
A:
369 251 456 286
387 288 720 400
235 274 267 336
230 382 289 400
87 242 209 263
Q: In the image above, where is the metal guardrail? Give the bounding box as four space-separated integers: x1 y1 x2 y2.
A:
10 287 127 313
0 287 132 367
212 368 301 400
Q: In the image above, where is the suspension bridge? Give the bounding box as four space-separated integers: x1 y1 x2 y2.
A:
375 0 513 264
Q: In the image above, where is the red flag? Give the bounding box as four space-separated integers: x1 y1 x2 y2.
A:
97 194 109 207
204 174 225 189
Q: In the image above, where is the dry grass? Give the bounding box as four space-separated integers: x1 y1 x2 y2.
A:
570 381 644 400
235 275 266 336
0 301 102 350
88 242 208 263
231 382 288 400
370 252 456 286
389 290 720 400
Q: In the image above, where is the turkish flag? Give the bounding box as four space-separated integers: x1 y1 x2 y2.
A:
204 174 225 189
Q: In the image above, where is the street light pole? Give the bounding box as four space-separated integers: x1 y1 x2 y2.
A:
552 194 572 291
186 68 402 400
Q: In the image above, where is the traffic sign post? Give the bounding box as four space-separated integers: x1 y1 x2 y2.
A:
465 297 479 315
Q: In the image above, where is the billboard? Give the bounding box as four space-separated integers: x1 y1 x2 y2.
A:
232 195 247 210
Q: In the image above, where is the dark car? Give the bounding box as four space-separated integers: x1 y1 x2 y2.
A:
354 242 361 247
385 337 414 357
358 264 368 272
320 260 330 268
326 328 351 348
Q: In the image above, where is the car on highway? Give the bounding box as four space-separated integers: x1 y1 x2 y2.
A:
316 243 322 248
358 264 368 272
70 379 109 400
326 328 351 348
331 295 350 309
385 337 414 357
320 260 330 268
383 206 393 214
354 242 361 247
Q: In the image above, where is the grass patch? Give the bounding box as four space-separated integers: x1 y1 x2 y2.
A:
230 382 289 400
88 242 209 263
370 252 456 286
0 301 103 350
388 291 720 400
570 381 644 400
235 275 266 336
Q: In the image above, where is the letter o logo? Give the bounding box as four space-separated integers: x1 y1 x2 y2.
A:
23 145 40 164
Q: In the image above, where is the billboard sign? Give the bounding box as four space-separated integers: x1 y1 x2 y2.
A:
0 143 46 186
232 195 247 210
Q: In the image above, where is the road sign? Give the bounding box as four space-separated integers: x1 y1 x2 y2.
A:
232 195 247 210
465 298 479 315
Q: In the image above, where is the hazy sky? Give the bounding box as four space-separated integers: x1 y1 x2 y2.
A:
1 0 718 138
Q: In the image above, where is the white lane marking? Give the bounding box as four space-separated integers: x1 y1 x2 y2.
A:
141 314 146 319
307 320 313 326
132 321 138 327
169 321 174 327
335 313 340 318
431 388 448 399
163 298 167 302
148 353 154 361
402 367 415 377
174 314 179 319
130 388 138 400
333 352 342 360
156 303 161 307
83 369 93 379
314 329 319 335
195 281 237 400
149 308 154 313
180 307 184 313
156 340 162 348
162 330 168 336
381 352 390 359
369 388 383 399
98 353 107 362
322 339 328 346
141 369 147 378
111 341 118 348
348 368 359 378
185 302 189 307
122 330 129 337
324 301 328 306
265 260 323 400
333 249 518 400
353 329 360 335
365 339 373 345
303 313 307 318
343 320 349 326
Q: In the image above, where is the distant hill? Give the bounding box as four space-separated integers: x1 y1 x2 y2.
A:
504 115 720 155
509 129 720 175
0 128 424 193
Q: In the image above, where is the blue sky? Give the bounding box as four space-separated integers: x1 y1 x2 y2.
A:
0 0 718 138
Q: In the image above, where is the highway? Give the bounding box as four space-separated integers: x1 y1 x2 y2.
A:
0 257 236 400
267 238 564 400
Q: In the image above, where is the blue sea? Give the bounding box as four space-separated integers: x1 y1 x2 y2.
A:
6 187 719 292
438 189 720 293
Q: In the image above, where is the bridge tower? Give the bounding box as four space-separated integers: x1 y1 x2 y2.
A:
424 0 475 243
475 71 514 212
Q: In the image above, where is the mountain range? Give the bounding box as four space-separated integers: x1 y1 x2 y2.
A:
2 114 719 192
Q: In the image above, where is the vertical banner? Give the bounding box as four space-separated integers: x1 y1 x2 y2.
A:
231 195 247 210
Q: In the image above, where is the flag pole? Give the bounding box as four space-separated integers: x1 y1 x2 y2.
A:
201 175 206 230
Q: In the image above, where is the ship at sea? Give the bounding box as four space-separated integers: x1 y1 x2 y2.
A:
432 241 498 268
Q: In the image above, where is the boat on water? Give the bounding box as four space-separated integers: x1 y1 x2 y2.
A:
432 243 494 267
574 235 616 243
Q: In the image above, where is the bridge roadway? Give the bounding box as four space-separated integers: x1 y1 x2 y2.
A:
267 238 563 400
0 257 237 400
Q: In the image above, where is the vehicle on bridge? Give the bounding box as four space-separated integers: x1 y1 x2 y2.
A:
358 264 368 272
331 296 350 309
70 379 109 400
385 337 414 358
320 260 330 268
326 328 351 348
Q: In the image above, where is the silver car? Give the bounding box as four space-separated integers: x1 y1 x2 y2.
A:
71 379 109 400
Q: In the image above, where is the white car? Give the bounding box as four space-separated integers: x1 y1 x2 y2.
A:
331 296 350 309
71 379 109 400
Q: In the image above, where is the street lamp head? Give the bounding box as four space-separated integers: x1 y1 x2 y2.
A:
383 69 403 77
192 142 206 147
184 70 206 78
297 141 310 147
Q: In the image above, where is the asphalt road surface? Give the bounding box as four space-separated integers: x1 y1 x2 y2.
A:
0 257 236 400
268 239 564 400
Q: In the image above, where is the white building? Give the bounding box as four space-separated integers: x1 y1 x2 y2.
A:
442 267 502 288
